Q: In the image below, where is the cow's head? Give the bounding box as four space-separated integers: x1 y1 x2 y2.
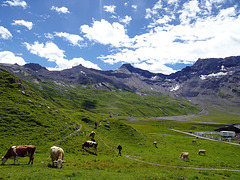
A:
54 159 66 169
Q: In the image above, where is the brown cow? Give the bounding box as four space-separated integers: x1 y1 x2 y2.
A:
180 152 189 161
82 141 98 153
48 146 65 169
192 139 196 143
198 149 206 155
1 145 36 165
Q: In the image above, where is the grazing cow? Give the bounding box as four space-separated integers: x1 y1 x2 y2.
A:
1 145 36 165
192 139 196 143
82 141 98 153
180 152 189 161
89 131 96 140
153 141 158 148
198 149 206 155
48 146 65 169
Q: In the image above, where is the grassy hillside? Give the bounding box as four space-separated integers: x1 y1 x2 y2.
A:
1 69 240 179
0 69 200 148
27 78 201 118
0 70 80 150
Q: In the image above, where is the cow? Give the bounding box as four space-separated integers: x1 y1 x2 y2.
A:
198 149 206 155
1 145 36 165
82 141 98 153
48 146 65 169
89 131 96 141
153 141 158 148
180 152 189 161
192 139 196 143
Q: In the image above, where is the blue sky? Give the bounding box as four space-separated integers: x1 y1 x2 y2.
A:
0 0 240 74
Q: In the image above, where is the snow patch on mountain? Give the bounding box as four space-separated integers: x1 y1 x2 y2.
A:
199 72 229 80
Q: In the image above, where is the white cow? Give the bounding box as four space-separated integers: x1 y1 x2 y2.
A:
198 149 206 155
180 152 189 161
49 146 65 169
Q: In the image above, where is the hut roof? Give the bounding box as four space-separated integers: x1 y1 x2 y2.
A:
215 124 240 133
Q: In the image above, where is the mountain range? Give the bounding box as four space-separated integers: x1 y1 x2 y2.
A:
1 56 240 108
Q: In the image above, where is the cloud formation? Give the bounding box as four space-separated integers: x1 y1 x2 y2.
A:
119 15 132 26
54 32 84 47
94 0 240 74
51 6 70 14
24 41 100 70
0 26 12 39
81 19 130 47
1 0 240 74
11 20 33 30
3 0 27 9
0 51 26 65
104 5 116 14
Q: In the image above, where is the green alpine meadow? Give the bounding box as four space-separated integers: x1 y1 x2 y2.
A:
0 69 240 180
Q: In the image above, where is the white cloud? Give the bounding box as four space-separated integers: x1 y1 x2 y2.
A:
145 0 162 19
179 0 200 24
81 19 130 47
11 20 33 30
168 0 178 4
218 7 236 18
3 0 27 9
51 6 70 14
0 26 12 39
54 32 84 47
44 33 54 39
103 5 116 14
119 15 132 26
135 62 176 75
24 41 100 70
24 41 65 61
96 1 240 74
0 51 26 65
131 5 137 10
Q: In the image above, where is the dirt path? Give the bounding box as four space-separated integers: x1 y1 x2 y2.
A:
125 155 240 172
56 124 83 143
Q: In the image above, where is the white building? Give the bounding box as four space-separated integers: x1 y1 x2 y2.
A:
220 131 235 137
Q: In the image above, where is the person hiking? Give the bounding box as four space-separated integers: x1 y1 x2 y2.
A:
117 144 122 156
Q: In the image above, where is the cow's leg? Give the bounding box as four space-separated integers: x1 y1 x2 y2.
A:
14 157 20 165
28 155 34 165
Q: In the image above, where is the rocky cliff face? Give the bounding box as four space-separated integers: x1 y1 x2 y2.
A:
168 57 240 103
1 56 240 106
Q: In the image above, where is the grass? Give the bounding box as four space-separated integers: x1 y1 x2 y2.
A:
1 116 240 179
1 69 240 179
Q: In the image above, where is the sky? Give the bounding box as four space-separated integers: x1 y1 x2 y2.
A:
0 0 240 74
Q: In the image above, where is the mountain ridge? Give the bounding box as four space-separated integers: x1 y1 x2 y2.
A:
1 56 240 107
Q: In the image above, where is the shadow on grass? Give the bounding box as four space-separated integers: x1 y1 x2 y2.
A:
82 149 97 156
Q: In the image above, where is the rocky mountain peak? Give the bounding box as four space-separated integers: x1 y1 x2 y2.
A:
24 63 47 71
116 64 135 74
192 56 240 74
